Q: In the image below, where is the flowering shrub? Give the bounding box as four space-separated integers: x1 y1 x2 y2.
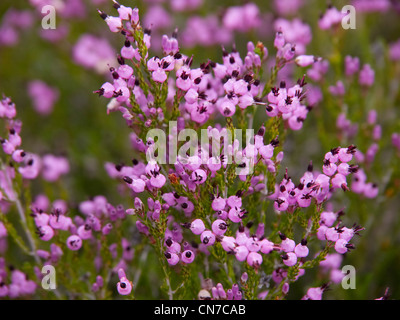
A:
0 0 399 300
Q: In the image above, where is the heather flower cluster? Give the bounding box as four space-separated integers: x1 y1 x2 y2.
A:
0 0 399 301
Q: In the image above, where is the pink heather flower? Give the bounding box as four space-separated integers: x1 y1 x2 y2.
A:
325 227 340 242
279 233 295 252
337 163 353 176
372 125 382 141
115 3 133 21
296 193 312 208
146 161 166 188
282 252 297 266
307 85 323 106
97 82 115 99
359 64 375 87
147 57 160 71
38 23 69 43
278 43 296 61
304 286 324 300
181 15 232 48
335 238 351 254
100 12 122 33
27 80 59 116
260 239 274 254
318 6 343 30
221 236 236 252
227 195 242 208
345 55 360 76
216 210 228 220
189 219 205 235
274 197 289 211
274 31 285 50
191 169 207 184
339 227 356 242
73 34 116 74
367 109 377 125
32 211 49 227
130 7 139 25
1 139 15 155
102 223 113 235
124 176 146 193
295 55 319 67
164 252 179 265
228 207 244 223
170 0 203 12
66 235 83 251
12 149 26 163
274 0 303 16
212 197 226 211
235 245 249 262
181 250 195 263
366 143 379 163
162 34 179 56
222 3 261 32
49 213 71 231
320 211 338 227
200 230 216 246
143 5 171 30
37 225 54 241
241 272 248 283
330 269 345 284
164 238 180 254
122 239 134 261
307 59 329 81
211 219 228 236
117 277 133 295
319 253 343 270
259 144 274 160
0 96 17 119
184 88 199 104
18 154 41 180
338 146 356 162
274 19 312 55
8 130 21 148
246 251 262 267
0 222 7 238
294 240 309 258
389 39 400 61
41 155 69 182
392 133 400 151
152 68 168 83
121 40 140 60
36 249 50 260
363 182 379 198
0 25 18 46
329 80 345 96
245 237 261 252
117 64 134 79
352 0 391 13
77 224 92 240
50 243 63 262
236 229 248 246
323 161 337 176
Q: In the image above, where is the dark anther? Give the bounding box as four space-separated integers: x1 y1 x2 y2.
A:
123 176 133 184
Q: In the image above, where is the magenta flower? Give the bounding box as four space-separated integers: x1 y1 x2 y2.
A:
359 64 375 87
